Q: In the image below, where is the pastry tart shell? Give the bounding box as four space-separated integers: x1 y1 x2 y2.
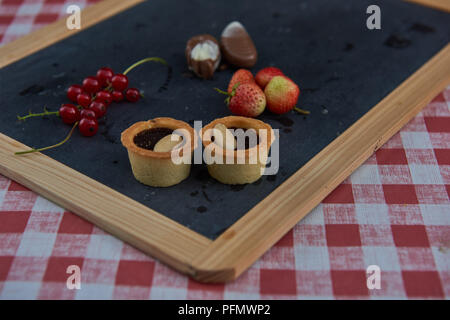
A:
121 118 196 187
202 116 274 185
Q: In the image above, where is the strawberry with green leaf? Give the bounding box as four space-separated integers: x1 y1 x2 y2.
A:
227 69 255 93
216 82 266 118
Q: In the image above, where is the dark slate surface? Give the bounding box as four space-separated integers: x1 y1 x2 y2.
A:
0 0 448 239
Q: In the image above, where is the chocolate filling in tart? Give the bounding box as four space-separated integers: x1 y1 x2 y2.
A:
133 127 174 150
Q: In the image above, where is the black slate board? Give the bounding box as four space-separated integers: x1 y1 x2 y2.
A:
0 0 448 239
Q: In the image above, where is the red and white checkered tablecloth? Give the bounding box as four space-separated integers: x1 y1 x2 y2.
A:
0 0 449 300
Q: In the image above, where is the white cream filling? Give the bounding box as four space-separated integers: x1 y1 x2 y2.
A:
190 40 219 61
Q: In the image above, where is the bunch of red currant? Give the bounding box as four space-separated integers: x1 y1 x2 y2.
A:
16 57 168 155
64 68 141 137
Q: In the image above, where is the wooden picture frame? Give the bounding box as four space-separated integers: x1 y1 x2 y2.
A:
0 0 449 282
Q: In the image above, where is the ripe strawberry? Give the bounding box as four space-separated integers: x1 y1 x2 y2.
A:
264 76 300 114
227 69 255 93
255 67 284 89
228 83 266 117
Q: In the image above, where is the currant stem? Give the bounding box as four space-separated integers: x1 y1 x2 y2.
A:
123 57 168 75
17 109 59 121
294 107 310 115
15 122 78 155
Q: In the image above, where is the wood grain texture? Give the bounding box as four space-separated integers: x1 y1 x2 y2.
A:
406 0 450 12
0 133 211 275
191 44 450 282
0 0 145 68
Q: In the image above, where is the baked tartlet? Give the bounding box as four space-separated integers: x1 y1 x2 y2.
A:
121 118 196 187
202 116 274 184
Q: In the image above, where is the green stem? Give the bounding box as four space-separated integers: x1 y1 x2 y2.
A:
17 109 59 121
294 107 310 115
214 87 232 105
214 83 239 106
214 88 229 96
123 57 168 75
15 122 78 155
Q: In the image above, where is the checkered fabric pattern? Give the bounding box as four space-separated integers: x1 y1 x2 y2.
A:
1 0 449 300
0 0 100 45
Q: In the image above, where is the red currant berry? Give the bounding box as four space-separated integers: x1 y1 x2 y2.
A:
82 76 101 94
80 108 97 120
79 118 98 137
111 90 124 102
96 67 114 87
125 88 140 102
88 101 107 118
67 85 83 102
111 74 128 91
77 92 91 108
95 90 113 106
59 104 80 125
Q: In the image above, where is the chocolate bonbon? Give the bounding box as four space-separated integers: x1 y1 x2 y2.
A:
185 34 221 79
220 21 257 68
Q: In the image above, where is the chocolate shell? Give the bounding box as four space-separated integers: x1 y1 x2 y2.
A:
220 21 257 68
185 34 221 79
